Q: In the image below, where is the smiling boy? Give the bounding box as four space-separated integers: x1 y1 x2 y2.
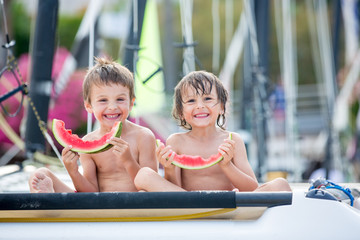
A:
29 57 157 193
135 70 291 192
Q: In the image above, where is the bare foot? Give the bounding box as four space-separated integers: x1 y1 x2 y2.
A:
30 172 54 193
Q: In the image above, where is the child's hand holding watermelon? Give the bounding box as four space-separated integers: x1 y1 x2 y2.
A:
155 140 176 169
218 137 235 167
107 136 135 168
61 145 80 175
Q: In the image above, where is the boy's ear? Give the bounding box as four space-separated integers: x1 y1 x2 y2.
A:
84 101 93 114
129 98 135 110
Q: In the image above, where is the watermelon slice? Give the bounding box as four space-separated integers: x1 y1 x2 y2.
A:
172 153 223 170
156 133 232 170
52 119 122 153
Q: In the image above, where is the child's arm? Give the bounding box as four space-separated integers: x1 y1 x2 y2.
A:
108 128 157 181
108 136 140 181
62 146 99 192
155 141 181 187
218 132 259 191
137 128 158 171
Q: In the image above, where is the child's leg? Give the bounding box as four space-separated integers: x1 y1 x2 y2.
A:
255 177 292 192
29 167 74 193
134 167 185 192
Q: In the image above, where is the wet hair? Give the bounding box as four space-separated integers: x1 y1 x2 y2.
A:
82 57 135 104
172 70 228 130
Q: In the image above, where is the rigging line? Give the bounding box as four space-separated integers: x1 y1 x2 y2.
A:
0 0 64 166
281 0 300 180
0 0 26 117
87 0 99 134
333 50 360 131
132 0 140 125
0 0 10 44
306 0 328 128
274 0 284 85
180 0 195 74
10 56 63 165
219 12 247 92
316 0 337 111
141 67 163 85
315 0 342 174
0 112 63 166
134 55 164 93
243 0 259 66
0 66 27 117
132 0 139 80
0 74 22 102
212 0 220 73
243 0 270 115
225 0 234 51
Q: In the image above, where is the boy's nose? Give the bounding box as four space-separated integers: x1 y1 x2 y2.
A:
108 102 118 109
196 100 205 108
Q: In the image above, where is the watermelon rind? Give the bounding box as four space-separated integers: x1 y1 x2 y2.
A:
52 119 122 154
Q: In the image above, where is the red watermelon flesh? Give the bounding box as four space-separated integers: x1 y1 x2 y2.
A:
156 133 232 170
52 119 122 153
172 153 223 170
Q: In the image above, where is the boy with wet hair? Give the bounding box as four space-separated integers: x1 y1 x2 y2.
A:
135 70 291 192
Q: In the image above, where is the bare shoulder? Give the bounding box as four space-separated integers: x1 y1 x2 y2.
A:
167 132 187 145
229 131 245 144
127 121 156 140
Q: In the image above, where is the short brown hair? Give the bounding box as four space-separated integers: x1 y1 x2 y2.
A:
172 70 228 130
83 57 135 104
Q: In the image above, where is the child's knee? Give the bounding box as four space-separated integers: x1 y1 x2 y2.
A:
273 177 292 191
36 167 51 175
134 167 157 190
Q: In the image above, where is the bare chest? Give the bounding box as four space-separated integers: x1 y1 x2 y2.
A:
91 143 139 172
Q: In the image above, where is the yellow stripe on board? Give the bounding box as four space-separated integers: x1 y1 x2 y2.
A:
0 208 236 223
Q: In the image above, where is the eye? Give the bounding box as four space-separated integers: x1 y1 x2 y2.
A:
117 98 125 102
98 98 107 102
186 99 195 103
204 95 214 101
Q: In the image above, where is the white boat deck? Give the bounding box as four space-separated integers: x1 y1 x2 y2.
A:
0 189 359 240
1 164 360 239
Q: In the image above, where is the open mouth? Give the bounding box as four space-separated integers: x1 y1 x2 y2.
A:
194 113 209 118
105 114 121 119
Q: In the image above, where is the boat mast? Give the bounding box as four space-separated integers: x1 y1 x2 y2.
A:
310 0 341 179
25 0 58 156
242 0 271 180
122 0 146 79
275 0 300 180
